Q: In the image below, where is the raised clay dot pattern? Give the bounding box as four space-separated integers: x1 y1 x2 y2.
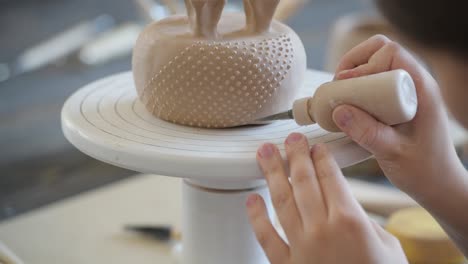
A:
141 35 293 128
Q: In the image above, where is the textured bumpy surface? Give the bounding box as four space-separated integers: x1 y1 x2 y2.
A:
133 0 306 128
139 35 294 128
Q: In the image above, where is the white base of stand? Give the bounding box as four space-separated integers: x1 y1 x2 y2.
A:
182 180 272 264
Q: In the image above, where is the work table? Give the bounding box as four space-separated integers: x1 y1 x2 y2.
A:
0 175 182 263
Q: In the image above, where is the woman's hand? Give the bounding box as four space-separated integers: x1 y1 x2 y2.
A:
332 35 464 199
246 132 408 264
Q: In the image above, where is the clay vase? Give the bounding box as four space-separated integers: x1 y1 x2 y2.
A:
132 0 306 128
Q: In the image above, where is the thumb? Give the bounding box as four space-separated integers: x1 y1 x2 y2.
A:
332 105 400 159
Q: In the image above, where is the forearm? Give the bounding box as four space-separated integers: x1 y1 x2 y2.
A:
439 216 468 257
415 160 468 255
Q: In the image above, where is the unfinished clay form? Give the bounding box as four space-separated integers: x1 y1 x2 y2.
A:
132 0 306 128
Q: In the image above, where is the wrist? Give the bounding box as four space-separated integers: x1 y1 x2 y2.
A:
412 157 467 209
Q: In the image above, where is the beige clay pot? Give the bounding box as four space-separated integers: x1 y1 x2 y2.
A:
132 0 306 128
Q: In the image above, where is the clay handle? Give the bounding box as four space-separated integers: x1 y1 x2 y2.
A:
185 0 226 38
293 70 418 132
243 0 280 33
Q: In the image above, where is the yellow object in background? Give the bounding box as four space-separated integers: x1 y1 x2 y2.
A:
386 207 465 264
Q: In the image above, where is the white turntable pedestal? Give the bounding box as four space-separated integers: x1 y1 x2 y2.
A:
61 69 371 264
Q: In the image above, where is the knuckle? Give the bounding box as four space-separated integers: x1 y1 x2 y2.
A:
256 230 270 249
262 163 282 178
272 191 292 210
315 164 331 182
384 41 401 54
379 142 402 162
308 227 327 241
370 34 391 45
314 156 336 181
249 203 263 219
292 167 310 184
357 125 379 149
287 141 309 157
334 210 366 234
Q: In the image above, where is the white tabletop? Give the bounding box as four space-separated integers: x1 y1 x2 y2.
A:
0 174 420 263
0 175 182 264
61 70 371 183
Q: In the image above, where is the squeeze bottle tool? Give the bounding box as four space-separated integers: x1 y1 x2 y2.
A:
255 69 418 132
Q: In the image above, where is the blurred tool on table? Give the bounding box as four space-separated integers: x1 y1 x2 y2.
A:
0 0 312 84
0 14 115 82
0 241 24 264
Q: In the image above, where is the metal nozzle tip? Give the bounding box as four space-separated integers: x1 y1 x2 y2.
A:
250 109 294 125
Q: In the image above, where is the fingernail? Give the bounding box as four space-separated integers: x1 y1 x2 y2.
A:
310 143 321 154
334 107 353 128
246 194 257 207
258 144 275 159
286 133 303 145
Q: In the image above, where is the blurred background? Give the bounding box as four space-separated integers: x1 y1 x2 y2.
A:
0 0 466 222
2 1 468 263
